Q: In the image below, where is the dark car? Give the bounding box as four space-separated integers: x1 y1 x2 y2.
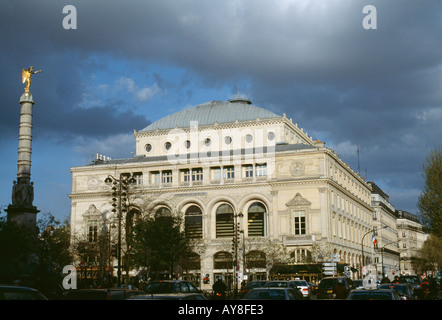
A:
64 289 110 300
262 281 303 299
378 283 415 300
398 275 423 298
316 277 353 299
346 289 401 300
64 288 145 300
242 287 300 300
144 280 200 294
108 288 146 300
240 281 267 297
0 285 48 300
128 293 207 300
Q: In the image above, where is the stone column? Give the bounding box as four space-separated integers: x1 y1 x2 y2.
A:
6 92 39 226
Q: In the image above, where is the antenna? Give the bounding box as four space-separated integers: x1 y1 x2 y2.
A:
357 145 360 174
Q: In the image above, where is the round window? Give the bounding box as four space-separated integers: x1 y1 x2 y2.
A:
164 142 172 150
224 136 232 145
185 140 191 149
145 144 152 152
245 134 253 143
204 138 211 147
267 132 275 141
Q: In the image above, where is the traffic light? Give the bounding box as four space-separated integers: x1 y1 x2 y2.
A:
111 244 117 257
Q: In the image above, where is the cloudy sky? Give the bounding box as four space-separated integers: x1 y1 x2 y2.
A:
0 0 440 222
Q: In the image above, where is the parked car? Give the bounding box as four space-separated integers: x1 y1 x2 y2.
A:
240 280 267 297
346 289 401 300
316 277 354 299
144 280 201 294
262 281 303 299
398 275 423 298
0 285 48 300
308 282 318 294
64 288 145 300
242 287 301 300
378 283 415 300
107 288 146 300
292 279 311 299
127 293 207 300
352 279 364 289
64 289 110 300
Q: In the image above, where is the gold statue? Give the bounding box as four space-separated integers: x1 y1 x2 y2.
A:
22 66 42 93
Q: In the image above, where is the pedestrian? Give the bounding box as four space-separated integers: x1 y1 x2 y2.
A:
213 277 227 299
333 278 347 299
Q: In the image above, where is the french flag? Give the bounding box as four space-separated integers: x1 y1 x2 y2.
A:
372 235 377 245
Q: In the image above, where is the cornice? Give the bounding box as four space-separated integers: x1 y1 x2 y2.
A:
134 117 286 138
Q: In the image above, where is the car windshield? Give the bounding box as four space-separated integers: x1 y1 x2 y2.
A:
0 291 45 300
245 282 266 289
293 281 307 286
400 277 420 285
263 282 287 287
349 292 393 300
145 282 174 293
379 285 408 295
319 279 339 288
245 289 287 300
353 280 363 286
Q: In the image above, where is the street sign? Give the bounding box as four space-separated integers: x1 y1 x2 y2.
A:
323 262 337 276
323 262 336 267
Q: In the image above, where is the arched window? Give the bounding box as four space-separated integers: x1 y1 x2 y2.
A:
214 251 233 269
155 207 171 218
216 204 234 238
246 250 266 269
248 202 266 237
126 208 141 240
291 249 312 263
185 205 203 239
182 252 201 271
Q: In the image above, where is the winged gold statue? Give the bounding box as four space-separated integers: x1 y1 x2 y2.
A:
22 66 42 93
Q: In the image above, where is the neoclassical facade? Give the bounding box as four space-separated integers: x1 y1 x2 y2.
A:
69 97 375 288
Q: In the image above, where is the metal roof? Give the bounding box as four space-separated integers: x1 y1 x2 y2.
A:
141 98 281 131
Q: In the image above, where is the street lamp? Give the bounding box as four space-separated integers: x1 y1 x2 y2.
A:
379 239 400 279
360 225 388 277
104 174 136 287
232 212 243 298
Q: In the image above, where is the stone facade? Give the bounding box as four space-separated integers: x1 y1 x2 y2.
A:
69 97 402 288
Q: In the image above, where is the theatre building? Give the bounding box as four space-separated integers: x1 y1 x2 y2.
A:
69 96 374 289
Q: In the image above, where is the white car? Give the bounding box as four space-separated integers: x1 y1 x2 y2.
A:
292 280 311 299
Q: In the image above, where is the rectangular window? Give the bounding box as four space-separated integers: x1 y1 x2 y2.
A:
162 170 172 184
211 167 221 182
294 211 306 235
243 165 254 178
192 168 203 182
133 172 143 185
180 169 190 182
88 220 98 242
150 171 160 185
255 163 267 177
223 166 235 180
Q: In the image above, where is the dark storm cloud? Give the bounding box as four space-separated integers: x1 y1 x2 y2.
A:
1 0 440 214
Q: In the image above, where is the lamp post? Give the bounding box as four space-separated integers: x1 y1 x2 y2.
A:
360 225 388 277
379 239 400 279
104 174 136 287
232 212 243 298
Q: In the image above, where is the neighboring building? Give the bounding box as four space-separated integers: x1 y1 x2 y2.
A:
396 210 428 276
69 97 375 289
368 182 399 280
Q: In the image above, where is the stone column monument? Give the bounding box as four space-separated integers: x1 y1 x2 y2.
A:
6 67 42 226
